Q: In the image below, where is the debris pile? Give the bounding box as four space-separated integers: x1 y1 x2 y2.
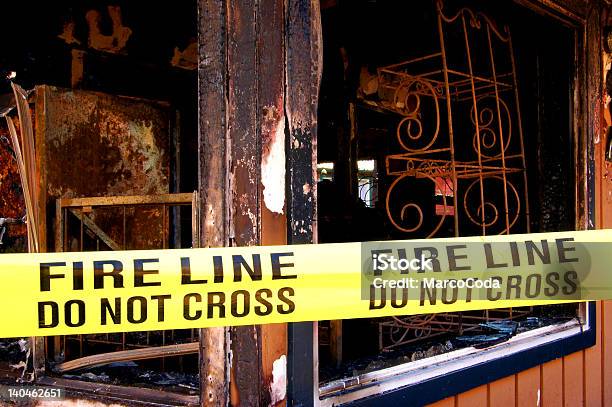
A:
61 361 199 395
0 338 30 378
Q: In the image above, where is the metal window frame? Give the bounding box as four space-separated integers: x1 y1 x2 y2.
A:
287 0 600 405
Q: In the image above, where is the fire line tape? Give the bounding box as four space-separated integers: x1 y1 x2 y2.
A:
0 229 611 338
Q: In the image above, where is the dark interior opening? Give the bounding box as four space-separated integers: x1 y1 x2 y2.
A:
0 1 199 395
317 0 578 385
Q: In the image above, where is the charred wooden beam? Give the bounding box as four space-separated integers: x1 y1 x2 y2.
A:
259 0 290 405
37 376 199 406
285 0 323 406
225 0 263 403
585 2 602 230
513 0 587 25
53 342 199 373
198 0 230 405
198 0 321 404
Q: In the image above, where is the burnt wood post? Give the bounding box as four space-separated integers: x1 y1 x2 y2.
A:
198 0 230 405
198 0 313 405
285 0 322 405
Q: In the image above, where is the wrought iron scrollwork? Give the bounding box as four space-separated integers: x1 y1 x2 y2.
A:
471 96 512 159
394 79 441 153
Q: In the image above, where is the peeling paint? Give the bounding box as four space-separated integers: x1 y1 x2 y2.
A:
268 354 287 406
58 20 81 45
303 183 311 195
172 40 198 70
261 106 286 214
86 6 132 54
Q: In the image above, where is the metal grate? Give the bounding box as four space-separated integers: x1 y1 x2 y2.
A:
49 193 199 382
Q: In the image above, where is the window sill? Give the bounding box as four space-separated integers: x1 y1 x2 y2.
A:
317 302 595 406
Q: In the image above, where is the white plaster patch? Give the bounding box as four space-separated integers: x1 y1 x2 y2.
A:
269 354 287 406
261 117 286 214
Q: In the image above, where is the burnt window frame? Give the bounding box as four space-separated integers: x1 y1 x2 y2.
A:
287 0 599 404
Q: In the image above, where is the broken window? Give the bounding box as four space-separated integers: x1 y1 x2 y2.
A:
317 0 581 402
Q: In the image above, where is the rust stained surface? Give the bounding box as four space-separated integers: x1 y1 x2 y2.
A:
258 0 288 405
37 86 171 250
0 122 26 251
197 0 230 404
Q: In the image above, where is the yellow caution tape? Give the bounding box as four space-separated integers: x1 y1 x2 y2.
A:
0 229 610 337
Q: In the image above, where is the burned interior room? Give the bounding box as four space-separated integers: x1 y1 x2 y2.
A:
0 0 200 400
0 0 601 404
316 0 580 388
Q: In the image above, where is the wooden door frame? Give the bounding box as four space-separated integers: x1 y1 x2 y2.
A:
197 0 317 405
285 0 601 405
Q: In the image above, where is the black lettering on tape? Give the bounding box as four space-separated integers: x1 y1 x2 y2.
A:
447 245 471 271
181 257 206 284
414 247 440 272
151 294 171 322
254 289 273 316
441 285 458 304
277 287 295 314
65 299 85 327
94 260 124 289
271 253 297 280
40 262 66 292
101 298 121 325
233 255 262 282
134 259 161 287
562 270 578 295
38 301 59 328
184 293 202 320
487 277 503 301
73 262 84 290
557 238 579 263
544 272 560 297
127 296 147 323
207 292 226 318
525 274 542 298
507 275 522 299
484 243 507 268
231 290 250 317
526 240 551 265
391 288 408 308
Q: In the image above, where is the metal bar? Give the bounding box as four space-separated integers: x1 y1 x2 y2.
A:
380 52 442 71
53 201 63 362
461 14 487 236
162 203 167 250
67 209 122 251
446 69 513 88
437 2 460 237
58 193 194 208
486 25 512 234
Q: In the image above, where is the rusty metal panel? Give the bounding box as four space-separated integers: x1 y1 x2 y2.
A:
37 85 170 198
34 85 172 251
